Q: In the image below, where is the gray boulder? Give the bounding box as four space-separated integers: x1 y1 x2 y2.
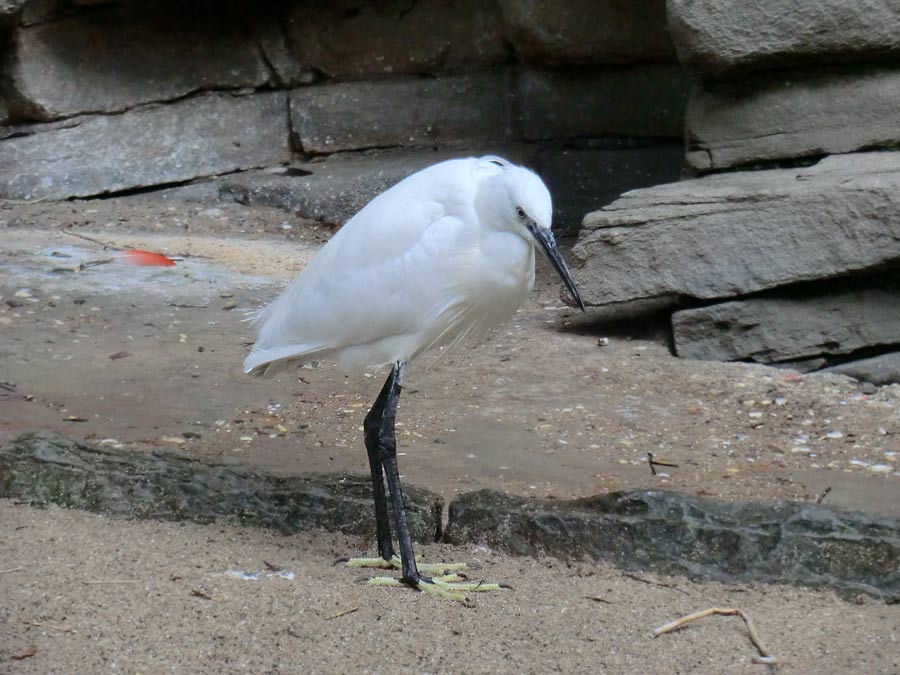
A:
290 72 514 155
285 0 506 78
826 352 900 386
0 432 443 542
668 0 900 76
7 5 271 120
571 152 900 307
499 0 675 65
518 66 688 141
218 151 469 225
672 287 900 363
0 91 290 200
687 67 900 171
445 489 900 600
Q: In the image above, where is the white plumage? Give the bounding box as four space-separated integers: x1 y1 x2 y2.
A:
244 156 565 374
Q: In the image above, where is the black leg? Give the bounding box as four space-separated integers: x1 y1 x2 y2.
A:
363 372 397 562
373 361 425 586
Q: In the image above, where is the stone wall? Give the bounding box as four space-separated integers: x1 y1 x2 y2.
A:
571 0 900 384
0 0 688 231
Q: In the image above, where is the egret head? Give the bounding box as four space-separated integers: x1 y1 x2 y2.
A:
474 157 585 311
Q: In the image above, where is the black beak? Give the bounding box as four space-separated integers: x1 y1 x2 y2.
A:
529 222 585 312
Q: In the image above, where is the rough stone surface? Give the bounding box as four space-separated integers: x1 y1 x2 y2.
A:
499 0 675 65
826 352 900 386
0 91 290 200
0 0 26 16
571 152 900 307
518 66 688 141
0 432 443 542
672 287 900 363
285 0 507 78
8 5 271 120
668 0 900 76
687 67 900 171
290 72 514 155
535 143 685 232
218 153 463 225
445 489 900 600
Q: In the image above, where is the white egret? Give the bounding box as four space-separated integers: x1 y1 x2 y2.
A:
244 156 583 598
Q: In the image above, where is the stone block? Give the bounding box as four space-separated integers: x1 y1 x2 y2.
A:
8 4 271 119
672 287 900 363
290 72 514 155
0 91 290 200
826 353 900 386
668 0 900 76
499 0 676 65
686 67 900 171
571 152 900 307
518 66 688 141
445 489 900 600
218 146 535 225
285 0 506 78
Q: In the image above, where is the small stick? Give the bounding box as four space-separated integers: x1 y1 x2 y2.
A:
584 596 615 604
61 229 121 250
325 607 359 620
653 607 776 665
82 579 139 585
623 572 690 596
815 486 832 504
647 452 679 476
0 566 24 574
25 621 76 633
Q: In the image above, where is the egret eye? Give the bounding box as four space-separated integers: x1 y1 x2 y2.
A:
516 207 526 219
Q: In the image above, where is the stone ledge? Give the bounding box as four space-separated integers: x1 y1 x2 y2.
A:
445 489 900 601
572 152 900 307
0 432 443 542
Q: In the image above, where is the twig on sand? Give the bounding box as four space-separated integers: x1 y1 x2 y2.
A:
82 579 139 585
815 486 832 504
325 607 359 620
653 607 776 666
61 228 121 250
0 566 24 574
623 572 690 596
25 620 76 633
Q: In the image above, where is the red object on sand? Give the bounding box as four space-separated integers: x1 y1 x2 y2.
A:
119 249 176 267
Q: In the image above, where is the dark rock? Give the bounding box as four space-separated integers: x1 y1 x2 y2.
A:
571 152 900 307
0 432 443 542
218 145 536 225
535 142 685 232
0 91 290 200
0 0 26 17
290 72 514 155
285 0 507 79
8 5 271 120
518 66 688 141
445 489 900 600
668 0 900 76
217 152 467 225
499 0 676 65
686 67 900 171
672 287 900 363
252 14 317 88
826 352 900 386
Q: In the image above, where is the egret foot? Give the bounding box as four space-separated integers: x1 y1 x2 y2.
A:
346 555 467 576
366 573 504 602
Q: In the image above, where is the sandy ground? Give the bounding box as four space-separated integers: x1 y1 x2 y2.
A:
2 502 899 675
1 197 899 673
